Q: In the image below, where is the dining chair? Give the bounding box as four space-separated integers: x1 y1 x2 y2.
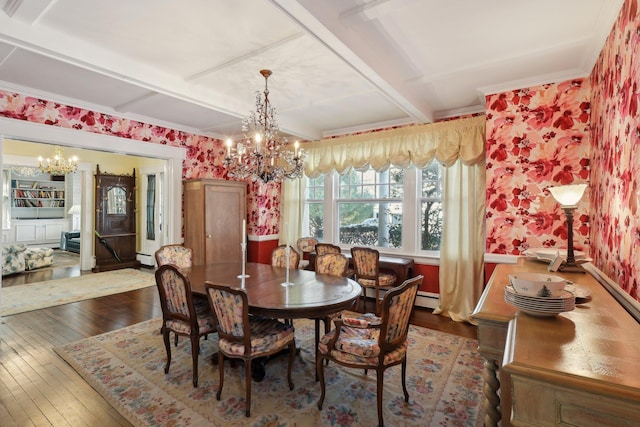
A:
296 237 318 269
315 252 357 334
317 275 423 427
315 243 341 256
271 244 300 269
154 264 217 387
154 244 193 269
351 246 397 315
205 282 296 417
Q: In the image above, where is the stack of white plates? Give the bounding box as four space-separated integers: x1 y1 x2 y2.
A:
523 248 591 264
504 285 575 317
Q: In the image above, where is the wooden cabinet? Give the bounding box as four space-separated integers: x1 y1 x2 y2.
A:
183 179 247 266
93 166 140 272
13 219 68 246
473 258 640 427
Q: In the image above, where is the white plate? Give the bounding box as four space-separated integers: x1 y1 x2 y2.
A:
524 248 587 259
564 283 591 299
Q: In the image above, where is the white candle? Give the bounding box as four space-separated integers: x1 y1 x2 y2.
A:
242 219 246 243
225 138 232 156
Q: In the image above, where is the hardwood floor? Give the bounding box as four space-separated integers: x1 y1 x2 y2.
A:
0 266 477 426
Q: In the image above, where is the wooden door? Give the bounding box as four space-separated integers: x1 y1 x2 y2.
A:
204 183 245 264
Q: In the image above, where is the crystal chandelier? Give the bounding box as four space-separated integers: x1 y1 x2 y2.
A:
223 70 304 183
39 146 78 175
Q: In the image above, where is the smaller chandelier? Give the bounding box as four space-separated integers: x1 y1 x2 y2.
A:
223 69 304 183
39 146 78 175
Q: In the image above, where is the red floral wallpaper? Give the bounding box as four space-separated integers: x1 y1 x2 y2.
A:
589 0 640 300
485 80 591 256
0 90 281 237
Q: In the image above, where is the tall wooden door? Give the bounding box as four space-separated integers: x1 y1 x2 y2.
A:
183 179 247 265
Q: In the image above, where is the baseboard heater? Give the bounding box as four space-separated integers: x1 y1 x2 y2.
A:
136 253 155 267
363 288 439 310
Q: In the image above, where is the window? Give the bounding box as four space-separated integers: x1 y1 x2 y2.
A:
304 175 325 241
303 162 444 256
337 167 404 248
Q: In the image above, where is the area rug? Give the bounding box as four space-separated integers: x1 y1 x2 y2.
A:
1 268 155 316
55 318 485 426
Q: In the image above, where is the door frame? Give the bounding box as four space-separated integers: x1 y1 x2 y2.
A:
0 117 186 271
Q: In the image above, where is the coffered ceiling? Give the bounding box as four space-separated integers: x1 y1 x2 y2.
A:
0 0 624 141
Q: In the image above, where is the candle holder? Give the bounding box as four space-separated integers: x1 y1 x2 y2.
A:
237 242 250 279
281 245 294 287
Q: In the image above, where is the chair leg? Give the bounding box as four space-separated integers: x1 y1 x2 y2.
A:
216 352 224 401
401 357 409 402
376 368 384 427
316 352 326 410
375 287 380 316
245 359 252 417
190 334 199 387
162 327 172 374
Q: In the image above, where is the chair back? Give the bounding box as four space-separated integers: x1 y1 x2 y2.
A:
155 264 197 325
315 253 349 277
315 243 341 256
350 246 380 281
271 245 300 269
205 282 250 351
379 275 423 350
296 237 318 254
155 244 193 269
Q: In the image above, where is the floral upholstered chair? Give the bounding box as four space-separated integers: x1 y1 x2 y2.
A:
315 253 349 277
154 264 217 387
154 244 193 269
271 245 300 269
296 237 318 269
351 246 396 315
205 282 296 417
317 275 423 427
315 243 341 256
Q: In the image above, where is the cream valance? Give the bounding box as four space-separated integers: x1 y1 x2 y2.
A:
303 115 485 177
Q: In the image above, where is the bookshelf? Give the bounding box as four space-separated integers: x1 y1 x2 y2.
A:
11 173 66 219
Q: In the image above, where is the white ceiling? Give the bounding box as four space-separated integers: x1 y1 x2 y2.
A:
0 0 624 142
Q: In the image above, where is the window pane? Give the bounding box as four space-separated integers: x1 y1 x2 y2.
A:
338 202 402 248
421 200 442 250
308 202 324 241
420 162 443 251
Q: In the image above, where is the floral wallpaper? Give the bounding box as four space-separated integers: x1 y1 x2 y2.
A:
589 0 640 301
485 80 591 256
0 90 281 237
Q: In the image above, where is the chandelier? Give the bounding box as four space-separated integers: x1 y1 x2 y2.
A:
39 146 78 175
223 69 304 183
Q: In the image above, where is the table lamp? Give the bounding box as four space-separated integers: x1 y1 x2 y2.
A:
548 183 587 272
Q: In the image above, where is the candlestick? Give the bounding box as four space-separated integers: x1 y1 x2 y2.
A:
281 245 294 287
237 241 250 279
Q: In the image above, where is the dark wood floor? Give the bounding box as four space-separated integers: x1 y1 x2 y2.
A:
0 264 477 426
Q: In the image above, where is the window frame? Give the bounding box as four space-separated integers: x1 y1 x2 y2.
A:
305 164 442 261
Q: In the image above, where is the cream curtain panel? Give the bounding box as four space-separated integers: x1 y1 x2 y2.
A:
279 177 306 248
433 160 486 324
289 115 486 323
303 115 485 177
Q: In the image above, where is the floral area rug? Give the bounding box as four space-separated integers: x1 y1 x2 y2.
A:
54 318 484 426
1 268 154 316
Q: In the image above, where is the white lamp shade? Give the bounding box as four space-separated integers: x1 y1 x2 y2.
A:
548 183 587 207
67 204 81 215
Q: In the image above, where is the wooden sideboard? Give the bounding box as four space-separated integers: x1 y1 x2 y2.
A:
472 258 640 426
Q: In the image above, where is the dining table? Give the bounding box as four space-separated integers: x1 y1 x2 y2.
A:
185 261 362 381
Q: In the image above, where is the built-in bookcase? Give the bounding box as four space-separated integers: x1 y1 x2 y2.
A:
11 172 66 219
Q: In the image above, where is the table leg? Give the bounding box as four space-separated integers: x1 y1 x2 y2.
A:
483 358 501 427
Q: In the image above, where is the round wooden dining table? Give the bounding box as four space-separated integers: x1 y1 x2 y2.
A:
185 261 361 381
187 262 361 318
